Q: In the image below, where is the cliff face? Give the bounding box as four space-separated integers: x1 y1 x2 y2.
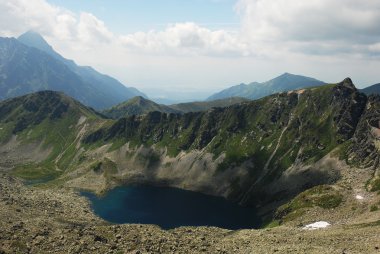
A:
81 79 369 207
346 94 380 191
348 94 380 168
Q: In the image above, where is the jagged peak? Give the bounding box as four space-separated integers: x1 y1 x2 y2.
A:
17 30 58 57
280 72 292 77
113 96 156 108
19 30 43 38
130 96 149 103
343 77 353 85
338 77 356 90
18 30 49 45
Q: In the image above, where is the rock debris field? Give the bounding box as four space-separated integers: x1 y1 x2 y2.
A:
0 174 379 254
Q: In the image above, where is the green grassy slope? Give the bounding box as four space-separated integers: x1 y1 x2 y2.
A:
169 97 249 113
102 96 180 119
103 96 249 119
0 91 105 180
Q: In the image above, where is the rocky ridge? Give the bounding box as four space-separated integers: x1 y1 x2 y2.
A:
1 79 380 253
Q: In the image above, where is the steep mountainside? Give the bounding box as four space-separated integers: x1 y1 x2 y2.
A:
361 83 380 96
207 73 324 101
0 91 104 179
0 31 145 110
1 79 379 220
18 31 147 102
169 97 249 113
83 78 374 207
103 96 249 118
103 96 180 118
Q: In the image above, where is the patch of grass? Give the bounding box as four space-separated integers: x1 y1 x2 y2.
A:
263 219 281 228
275 185 343 222
0 122 14 142
370 205 379 212
282 209 306 222
332 140 352 161
316 193 343 209
12 162 60 181
108 138 128 152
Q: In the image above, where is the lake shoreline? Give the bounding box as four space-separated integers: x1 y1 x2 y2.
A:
1 174 379 253
81 185 261 230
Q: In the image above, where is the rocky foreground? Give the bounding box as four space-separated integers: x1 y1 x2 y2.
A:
0 174 379 254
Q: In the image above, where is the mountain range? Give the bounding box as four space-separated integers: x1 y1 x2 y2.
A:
103 96 180 118
1 31 380 239
0 31 145 110
1 78 379 216
361 83 380 96
103 96 249 118
207 73 325 101
2 31 380 113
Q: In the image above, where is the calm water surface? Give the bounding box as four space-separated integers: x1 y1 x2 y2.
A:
82 185 260 230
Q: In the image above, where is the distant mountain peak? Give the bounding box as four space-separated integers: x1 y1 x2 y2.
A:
1 33 146 109
276 72 305 80
19 30 43 39
17 30 56 55
361 82 380 96
207 73 325 101
129 96 151 105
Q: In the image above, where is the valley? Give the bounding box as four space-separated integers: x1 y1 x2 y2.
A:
0 77 379 253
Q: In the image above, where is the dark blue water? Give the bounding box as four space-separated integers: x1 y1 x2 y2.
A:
82 185 260 230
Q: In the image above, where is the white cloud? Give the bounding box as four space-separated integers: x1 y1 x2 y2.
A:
77 12 114 44
2 0 380 58
120 22 251 56
369 43 380 52
236 0 380 56
117 0 380 58
0 0 114 47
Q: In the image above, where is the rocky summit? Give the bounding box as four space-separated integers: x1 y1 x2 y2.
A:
0 79 380 253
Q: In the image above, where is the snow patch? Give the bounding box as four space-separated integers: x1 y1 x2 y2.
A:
77 116 87 126
355 195 364 200
303 221 331 230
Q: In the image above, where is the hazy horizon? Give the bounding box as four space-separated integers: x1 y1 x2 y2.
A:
1 0 380 100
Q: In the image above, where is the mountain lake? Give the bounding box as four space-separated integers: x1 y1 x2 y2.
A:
81 185 261 230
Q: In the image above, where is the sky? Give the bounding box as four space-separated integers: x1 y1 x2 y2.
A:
0 0 380 101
